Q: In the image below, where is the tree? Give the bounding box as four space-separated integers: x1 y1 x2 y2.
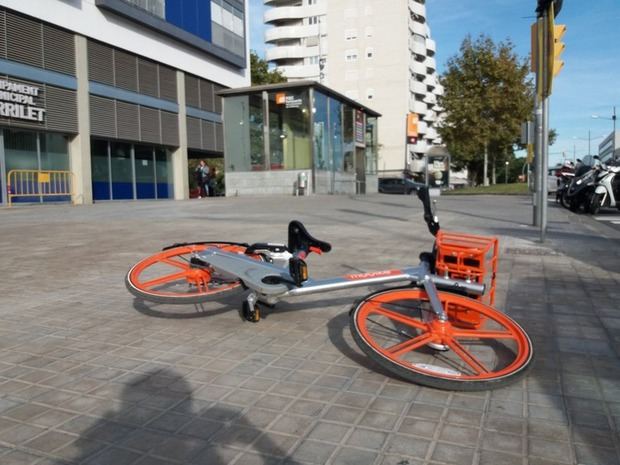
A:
250 51 287 85
437 35 533 184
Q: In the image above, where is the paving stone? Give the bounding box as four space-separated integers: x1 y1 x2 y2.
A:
478 449 522 465
574 444 620 465
528 437 572 463
307 421 351 443
431 442 476 465
384 434 430 457
438 424 479 447
346 427 387 449
289 439 337 464
331 446 379 465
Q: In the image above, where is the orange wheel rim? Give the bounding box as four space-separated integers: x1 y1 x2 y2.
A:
128 243 258 299
356 289 532 381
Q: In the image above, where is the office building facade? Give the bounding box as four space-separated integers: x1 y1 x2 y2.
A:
0 0 249 205
264 0 443 175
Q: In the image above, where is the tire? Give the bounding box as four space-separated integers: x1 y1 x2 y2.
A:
589 193 603 215
350 288 533 391
569 199 579 212
559 190 571 209
126 242 261 304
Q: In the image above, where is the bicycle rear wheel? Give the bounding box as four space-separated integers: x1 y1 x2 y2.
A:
126 243 260 304
350 288 533 391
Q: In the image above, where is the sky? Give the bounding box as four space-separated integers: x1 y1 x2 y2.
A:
248 0 620 165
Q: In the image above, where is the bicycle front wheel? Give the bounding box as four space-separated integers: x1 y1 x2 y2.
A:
350 288 533 391
126 243 259 304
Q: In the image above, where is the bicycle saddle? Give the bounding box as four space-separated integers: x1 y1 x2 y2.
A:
288 220 332 255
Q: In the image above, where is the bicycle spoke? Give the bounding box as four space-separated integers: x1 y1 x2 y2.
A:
141 271 188 289
446 338 489 375
386 332 434 357
161 258 190 270
368 303 428 331
452 329 515 340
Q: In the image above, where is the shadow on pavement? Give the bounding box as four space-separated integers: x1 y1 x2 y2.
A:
52 369 302 465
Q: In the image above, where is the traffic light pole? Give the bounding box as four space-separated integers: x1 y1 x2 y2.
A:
539 9 552 242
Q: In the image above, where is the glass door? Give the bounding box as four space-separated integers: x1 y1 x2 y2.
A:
155 148 173 199
134 145 155 199
110 142 133 200
4 129 40 203
91 139 111 200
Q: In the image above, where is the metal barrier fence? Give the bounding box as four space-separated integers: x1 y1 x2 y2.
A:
7 170 74 207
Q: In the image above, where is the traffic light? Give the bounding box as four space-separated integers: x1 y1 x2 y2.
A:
552 24 566 77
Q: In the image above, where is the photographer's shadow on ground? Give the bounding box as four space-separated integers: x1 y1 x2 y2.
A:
55 368 300 465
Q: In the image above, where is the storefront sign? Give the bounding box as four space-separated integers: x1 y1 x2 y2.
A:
406 112 418 144
0 79 45 122
355 110 365 147
275 92 303 109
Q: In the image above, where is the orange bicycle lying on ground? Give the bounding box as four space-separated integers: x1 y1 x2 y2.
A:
126 187 533 391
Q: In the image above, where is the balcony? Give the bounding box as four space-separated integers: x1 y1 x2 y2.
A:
426 127 439 140
409 37 426 57
408 17 426 36
264 0 298 5
425 56 436 71
424 74 437 89
264 4 325 23
409 0 426 18
426 38 436 55
425 111 436 122
266 45 315 61
409 59 427 77
417 120 428 134
277 64 320 80
424 93 437 105
410 78 426 96
410 140 429 153
409 98 427 115
265 24 320 42
434 84 444 96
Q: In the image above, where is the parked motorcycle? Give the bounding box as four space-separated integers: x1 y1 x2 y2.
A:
589 161 620 214
564 158 599 212
555 160 575 207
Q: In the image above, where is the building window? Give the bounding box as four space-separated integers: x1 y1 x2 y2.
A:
308 56 320 65
345 29 357 41
366 88 374 100
366 47 374 59
308 0 317 4
309 16 319 25
345 49 358 62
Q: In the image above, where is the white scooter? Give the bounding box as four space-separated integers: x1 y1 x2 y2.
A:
589 160 620 214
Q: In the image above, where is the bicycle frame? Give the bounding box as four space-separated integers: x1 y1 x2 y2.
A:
195 247 485 321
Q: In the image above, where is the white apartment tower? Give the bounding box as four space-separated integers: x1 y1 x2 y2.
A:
264 0 443 174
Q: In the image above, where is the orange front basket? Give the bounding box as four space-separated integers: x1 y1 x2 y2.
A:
435 231 499 329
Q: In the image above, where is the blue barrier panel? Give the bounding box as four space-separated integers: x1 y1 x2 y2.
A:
112 182 133 200
136 182 156 199
93 182 111 201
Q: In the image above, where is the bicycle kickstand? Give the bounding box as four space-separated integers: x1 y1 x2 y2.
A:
242 291 261 323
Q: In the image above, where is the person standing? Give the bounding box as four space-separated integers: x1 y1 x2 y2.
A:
194 160 210 198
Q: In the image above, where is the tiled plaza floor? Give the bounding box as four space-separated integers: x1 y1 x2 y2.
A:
1 194 619 465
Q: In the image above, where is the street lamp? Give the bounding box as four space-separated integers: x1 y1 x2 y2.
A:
592 106 617 159
505 161 509 184
591 106 616 133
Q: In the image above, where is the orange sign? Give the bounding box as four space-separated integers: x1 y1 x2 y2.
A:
407 113 418 138
275 92 286 105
